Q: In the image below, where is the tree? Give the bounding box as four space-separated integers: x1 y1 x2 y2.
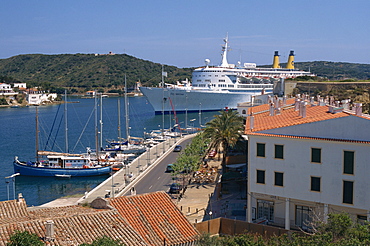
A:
203 110 244 172
7 230 44 246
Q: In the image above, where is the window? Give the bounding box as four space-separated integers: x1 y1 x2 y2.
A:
274 172 284 186
257 143 265 157
343 151 354 174
274 145 284 159
296 205 312 230
343 180 354 204
256 170 265 184
257 200 274 222
311 176 321 192
311 148 321 163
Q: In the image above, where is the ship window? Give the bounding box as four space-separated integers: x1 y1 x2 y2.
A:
208 75 212 77
215 75 218 77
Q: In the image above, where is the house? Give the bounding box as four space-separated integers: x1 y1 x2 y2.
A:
13 82 27 89
0 191 198 245
27 91 58 105
0 83 17 96
244 95 370 231
86 91 96 96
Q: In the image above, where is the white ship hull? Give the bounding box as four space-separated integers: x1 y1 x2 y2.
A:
140 35 313 114
140 86 272 114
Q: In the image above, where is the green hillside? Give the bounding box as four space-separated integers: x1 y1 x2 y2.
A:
0 54 370 93
0 53 193 93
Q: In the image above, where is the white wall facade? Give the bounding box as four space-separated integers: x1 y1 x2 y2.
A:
27 93 57 105
247 120 370 228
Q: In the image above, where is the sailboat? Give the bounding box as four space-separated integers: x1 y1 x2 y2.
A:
104 75 146 154
13 92 112 177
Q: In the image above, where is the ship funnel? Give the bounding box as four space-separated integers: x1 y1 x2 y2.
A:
286 50 294 69
272 51 280 68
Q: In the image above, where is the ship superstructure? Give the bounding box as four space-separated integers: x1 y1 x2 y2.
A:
140 35 313 114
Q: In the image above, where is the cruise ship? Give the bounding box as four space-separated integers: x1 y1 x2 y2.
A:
140 36 313 114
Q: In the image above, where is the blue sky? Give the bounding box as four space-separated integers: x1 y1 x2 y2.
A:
1 0 369 68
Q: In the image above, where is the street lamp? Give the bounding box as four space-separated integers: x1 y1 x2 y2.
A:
190 119 196 133
5 173 20 200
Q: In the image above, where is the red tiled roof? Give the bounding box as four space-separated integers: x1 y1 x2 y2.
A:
0 192 198 246
245 98 370 143
0 210 145 246
110 191 199 246
0 199 29 225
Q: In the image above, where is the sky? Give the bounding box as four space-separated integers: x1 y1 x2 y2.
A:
1 0 370 68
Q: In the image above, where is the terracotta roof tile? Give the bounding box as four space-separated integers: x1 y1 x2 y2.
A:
110 191 199 246
245 98 370 143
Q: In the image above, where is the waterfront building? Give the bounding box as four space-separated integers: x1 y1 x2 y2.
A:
245 96 370 230
0 83 17 96
27 92 58 105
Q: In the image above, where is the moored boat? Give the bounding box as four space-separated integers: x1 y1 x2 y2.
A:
14 155 111 177
13 93 112 177
140 35 314 114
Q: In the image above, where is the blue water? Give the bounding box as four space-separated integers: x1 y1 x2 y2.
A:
0 96 215 206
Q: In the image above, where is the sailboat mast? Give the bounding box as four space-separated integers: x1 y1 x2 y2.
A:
100 94 103 150
118 98 121 141
161 65 165 138
64 90 69 153
124 75 129 141
95 92 100 161
35 107 39 163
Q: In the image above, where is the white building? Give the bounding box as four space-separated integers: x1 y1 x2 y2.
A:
27 93 58 105
0 83 17 96
13 82 27 89
245 96 370 231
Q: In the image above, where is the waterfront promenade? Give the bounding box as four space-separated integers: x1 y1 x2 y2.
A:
40 134 247 225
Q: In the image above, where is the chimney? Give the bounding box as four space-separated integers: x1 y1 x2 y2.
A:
301 102 307 118
319 98 326 106
310 97 315 106
286 51 295 69
328 105 334 113
250 115 254 130
354 103 362 116
272 51 280 68
295 98 301 111
45 220 55 241
341 99 350 110
269 103 275 116
330 96 335 105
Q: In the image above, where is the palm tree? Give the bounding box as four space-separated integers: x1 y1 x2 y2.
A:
203 110 244 172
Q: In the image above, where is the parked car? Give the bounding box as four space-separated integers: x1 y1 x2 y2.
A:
169 183 182 194
166 164 174 172
173 145 182 152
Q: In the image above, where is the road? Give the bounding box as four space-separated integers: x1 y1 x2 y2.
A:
122 138 192 195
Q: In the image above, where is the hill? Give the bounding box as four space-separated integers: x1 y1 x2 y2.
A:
0 53 193 93
0 54 370 93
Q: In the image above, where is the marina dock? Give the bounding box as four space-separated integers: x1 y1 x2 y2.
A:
75 134 195 204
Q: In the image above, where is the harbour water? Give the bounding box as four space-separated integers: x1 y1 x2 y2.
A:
0 96 215 206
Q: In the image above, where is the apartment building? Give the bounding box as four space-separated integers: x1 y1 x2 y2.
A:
245 95 370 230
